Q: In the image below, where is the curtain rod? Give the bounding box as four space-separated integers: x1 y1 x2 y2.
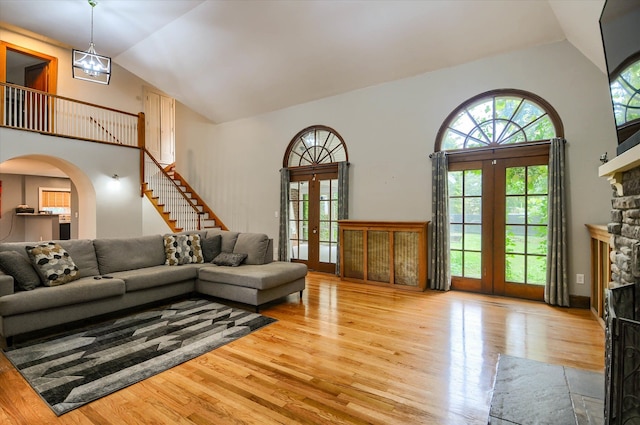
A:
428 138 564 159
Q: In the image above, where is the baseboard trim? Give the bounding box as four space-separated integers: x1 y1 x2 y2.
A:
570 295 590 309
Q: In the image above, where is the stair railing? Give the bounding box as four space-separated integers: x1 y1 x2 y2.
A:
143 149 203 231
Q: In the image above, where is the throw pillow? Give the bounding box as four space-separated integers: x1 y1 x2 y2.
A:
233 233 270 265
164 233 204 266
201 234 222 263
26 242 80 287
212 252 247 267
0 251 41 291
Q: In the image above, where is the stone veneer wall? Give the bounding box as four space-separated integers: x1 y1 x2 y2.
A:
608 167 640 318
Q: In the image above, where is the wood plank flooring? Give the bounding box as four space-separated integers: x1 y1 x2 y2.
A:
0 272 605 424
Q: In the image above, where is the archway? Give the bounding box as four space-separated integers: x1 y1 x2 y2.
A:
0 155 96 240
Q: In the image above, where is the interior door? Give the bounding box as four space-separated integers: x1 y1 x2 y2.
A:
449 149 549 301
289 169 339 273
145 89 175 165
24 62 49 131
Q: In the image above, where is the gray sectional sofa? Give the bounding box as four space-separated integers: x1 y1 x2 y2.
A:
0 229 307 347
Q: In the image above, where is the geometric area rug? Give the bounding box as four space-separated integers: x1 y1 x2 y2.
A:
3 298 276 416
488 354 604 425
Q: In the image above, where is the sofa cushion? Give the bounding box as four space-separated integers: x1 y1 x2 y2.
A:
0 277 125 316
212 252 247 267
107 265 200 292
94 235 166 274
163 234 204 266
0 251 41 291
26 242 80 287
206 229 239 253
198 262 307 290
0 239 100 278
232 233 270 265
201 235 222 263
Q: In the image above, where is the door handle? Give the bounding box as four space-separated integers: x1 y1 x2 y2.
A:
313 227 318 234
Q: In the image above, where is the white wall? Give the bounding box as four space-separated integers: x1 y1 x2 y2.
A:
176 40 618 298
0 128 142 239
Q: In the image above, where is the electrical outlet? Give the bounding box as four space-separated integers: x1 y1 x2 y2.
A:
576 274 585 284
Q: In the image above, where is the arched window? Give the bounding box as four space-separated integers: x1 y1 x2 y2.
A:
280 125 349 274
436 89 563 152
433 89 563 302
284 125 348 168
610 58 640 127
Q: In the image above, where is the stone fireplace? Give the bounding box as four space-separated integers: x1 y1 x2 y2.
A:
600 146 640 425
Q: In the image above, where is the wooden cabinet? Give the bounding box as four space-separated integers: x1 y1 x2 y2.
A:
339 220 429 291
586 224 611 328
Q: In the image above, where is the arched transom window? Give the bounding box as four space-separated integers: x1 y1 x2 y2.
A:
284 125 348 168
438 89 563 152
611 58 640 127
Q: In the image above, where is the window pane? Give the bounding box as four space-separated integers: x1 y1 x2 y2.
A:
527 166 548 195
320 242 331 263
464 198 481 223
495 97 522 120
524 115 555 141
513 101 543 128
527 255 547 285
450 198 463 223
464 251 481 278
506 254 525 283
527 226 547 255
506 197 525 224
506 167 525 195
451 251 463 276
331 222 338 242
527 196 547 224
468 100 493 127
450 224 463 250
320 221 330 242
464 170 482 196
505 225 525 254
464 224 481 250
442 130 465 150
448 171 463 196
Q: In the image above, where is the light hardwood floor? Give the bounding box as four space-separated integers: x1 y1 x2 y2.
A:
0 272 605 425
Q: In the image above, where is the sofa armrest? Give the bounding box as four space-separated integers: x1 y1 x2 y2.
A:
0 273 14 297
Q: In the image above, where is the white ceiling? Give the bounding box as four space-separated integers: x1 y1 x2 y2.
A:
0 0 606 176
0 0 606 124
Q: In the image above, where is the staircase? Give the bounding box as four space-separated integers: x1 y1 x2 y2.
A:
142 151 227 232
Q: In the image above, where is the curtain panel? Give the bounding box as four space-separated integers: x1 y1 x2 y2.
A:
430 151 451 291
336 161 350 275
545 138 569 306
278 168 290 262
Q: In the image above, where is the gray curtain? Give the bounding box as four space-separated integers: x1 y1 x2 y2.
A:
430 151 451 291
278 168 290 261
336 161 350 275
545 138 569 306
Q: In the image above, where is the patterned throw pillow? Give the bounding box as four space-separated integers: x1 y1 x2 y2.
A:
164 233 204 266
212 252 247 267
26 242 79 287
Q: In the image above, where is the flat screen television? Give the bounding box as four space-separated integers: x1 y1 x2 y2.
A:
599 0 640 155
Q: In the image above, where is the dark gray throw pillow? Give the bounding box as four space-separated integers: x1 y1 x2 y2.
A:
212 252 247 267
0 251 41 291
202 235 222 263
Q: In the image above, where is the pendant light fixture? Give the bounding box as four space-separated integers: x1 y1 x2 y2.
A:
72 0 111 84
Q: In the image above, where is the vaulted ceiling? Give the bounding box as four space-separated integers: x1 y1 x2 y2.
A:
0 0 605 125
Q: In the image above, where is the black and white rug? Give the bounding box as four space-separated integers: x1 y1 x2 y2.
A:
3 298 276 416
489 354 604 425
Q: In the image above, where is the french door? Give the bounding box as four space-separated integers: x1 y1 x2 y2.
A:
289 167 339 273
448 147 549 300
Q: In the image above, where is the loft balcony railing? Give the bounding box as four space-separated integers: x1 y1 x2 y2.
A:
1 82 143 146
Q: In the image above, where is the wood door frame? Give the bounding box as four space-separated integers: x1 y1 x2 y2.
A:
447 143 550 300
290 164 339 273
0 42 58 93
